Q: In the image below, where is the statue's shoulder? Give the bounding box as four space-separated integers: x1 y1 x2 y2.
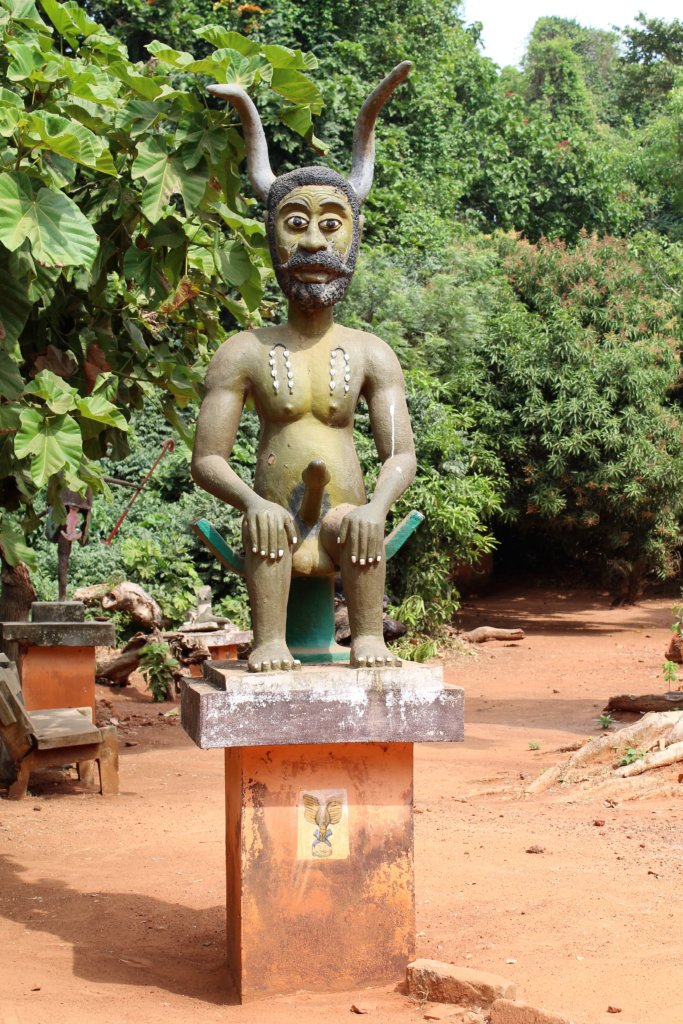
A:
343 326 402 372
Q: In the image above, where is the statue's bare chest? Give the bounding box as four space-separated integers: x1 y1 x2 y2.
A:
251 340 361 425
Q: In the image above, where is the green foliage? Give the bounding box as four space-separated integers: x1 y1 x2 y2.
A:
138 641 178 702
596 713 615 730
618 746 645 767
618 14 683 125
457 232 683 598
0 0 319 563
663 660 678 688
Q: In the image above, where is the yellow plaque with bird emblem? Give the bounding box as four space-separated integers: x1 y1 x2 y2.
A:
297 789 349 860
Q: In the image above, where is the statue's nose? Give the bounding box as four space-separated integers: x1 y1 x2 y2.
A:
299 222 327 252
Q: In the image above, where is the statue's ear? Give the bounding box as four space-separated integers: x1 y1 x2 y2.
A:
358 213 365 243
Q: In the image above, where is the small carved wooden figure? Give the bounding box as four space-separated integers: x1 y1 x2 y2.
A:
192 63 416 672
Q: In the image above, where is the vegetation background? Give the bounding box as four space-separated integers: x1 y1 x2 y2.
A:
1 0 682 644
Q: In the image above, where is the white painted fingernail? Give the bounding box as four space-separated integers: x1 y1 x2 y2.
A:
377 555 382 562
252 546 257 553
293 537 298 544
278 549 284 557
368 556 374 563
260 550 266 556
337 536 341 544
269 551 275 559
359 558 366 565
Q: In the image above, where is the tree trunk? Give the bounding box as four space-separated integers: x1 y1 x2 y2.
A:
0 550 36 622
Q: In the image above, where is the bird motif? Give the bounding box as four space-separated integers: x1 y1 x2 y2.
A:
302 793 343 853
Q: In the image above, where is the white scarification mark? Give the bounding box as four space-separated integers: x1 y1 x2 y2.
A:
389 400 396 457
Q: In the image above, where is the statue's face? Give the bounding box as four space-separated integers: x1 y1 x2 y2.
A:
270 185 358 310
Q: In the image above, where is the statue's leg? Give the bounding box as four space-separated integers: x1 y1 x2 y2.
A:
321 509 401 669
242 520 300 672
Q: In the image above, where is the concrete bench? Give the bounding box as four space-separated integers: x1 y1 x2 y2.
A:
0 654 118 800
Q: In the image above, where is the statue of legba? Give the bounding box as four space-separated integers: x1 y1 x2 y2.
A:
192 62 416 671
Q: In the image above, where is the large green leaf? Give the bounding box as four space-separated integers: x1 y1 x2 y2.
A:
0 253 32 347
15 408 82 487
0 357 24 400
193 26 259 56
187 49 262 89
76 394 127 430
132 139 207 223
270 68 323 112
123 243 169 299
262 44 317 71
27 111 117 175
211 202 265 238
0 518 35 569
0 172 98 268
25 370 77 414
214 238 252 286
146 41 195 70
39 0 101 43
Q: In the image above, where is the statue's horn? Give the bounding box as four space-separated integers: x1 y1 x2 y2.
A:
348 61 412 204
208 83 276 204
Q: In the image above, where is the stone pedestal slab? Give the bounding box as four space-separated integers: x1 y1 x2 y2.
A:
182 661 463 748
180 662 464 1003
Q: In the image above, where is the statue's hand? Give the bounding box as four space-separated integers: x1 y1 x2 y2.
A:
338 504 385 565
246 498 297 560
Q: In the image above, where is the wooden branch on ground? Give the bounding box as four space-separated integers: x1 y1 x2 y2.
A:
605 692 683 714
526 711 683 794
460 626 525 644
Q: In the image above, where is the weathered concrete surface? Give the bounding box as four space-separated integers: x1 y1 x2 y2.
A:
0 621 115 646
406 960 516 1008
489 999 574 1024
31 601 85 623
226 741 414 1000
181 662 463 748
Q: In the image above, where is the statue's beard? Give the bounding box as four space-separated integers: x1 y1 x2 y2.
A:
273 249 355 310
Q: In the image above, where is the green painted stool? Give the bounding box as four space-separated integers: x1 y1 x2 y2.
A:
191 511 423 664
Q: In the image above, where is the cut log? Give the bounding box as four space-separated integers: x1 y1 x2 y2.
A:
605 693 683 714
95 633 151 686
460 626 525 644
73 581 162 630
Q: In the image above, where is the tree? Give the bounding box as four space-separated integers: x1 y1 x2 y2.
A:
0 0 319 597
618 13 683 125
457 233 683 600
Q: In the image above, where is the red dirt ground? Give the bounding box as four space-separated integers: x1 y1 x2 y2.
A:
1 585 682 1024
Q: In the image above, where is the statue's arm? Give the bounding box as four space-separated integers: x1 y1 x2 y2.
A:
364 341 417 515
339 338 416 563
191 338 296 558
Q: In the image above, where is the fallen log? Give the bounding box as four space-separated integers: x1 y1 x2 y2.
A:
95 633 151 686
460 626 525 644
605 692 683 714
74 581 162 630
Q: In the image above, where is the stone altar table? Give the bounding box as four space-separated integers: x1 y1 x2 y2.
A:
0 601 114 713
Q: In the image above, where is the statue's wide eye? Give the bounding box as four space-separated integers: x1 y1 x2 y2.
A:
285 215 308 230
320 218 342 232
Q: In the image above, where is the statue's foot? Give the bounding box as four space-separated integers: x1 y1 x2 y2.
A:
248 641 301 672
350 636 402 668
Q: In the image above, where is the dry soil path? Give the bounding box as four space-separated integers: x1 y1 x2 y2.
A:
1 586 682 1024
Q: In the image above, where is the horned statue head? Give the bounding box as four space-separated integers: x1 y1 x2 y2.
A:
208 62 412 309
